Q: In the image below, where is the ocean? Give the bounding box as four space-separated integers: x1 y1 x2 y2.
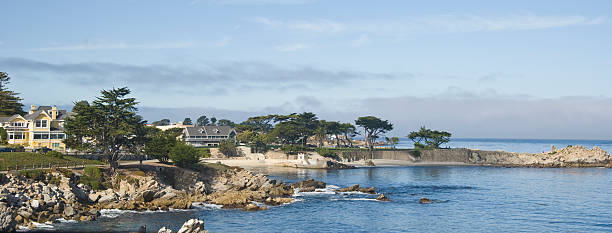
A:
48 138 612 233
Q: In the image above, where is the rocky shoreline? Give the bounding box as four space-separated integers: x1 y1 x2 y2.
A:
0 161 386 232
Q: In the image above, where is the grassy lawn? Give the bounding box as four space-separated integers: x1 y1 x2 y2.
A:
0 152 103 171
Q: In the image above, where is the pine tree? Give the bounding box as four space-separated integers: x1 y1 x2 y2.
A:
0 72 25 116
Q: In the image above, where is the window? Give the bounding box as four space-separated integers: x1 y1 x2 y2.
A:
50 133 65 139
11 122 25 127
9 132 24 140
35 120 48 128
34 133 49 139
52 143 60 148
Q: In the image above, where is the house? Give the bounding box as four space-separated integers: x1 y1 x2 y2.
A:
182 126 236 147
152 121 194 131
0 105 73 150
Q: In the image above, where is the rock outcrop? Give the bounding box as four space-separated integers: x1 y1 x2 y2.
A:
338 184 376 194
0 205 16 232
157 218 208 233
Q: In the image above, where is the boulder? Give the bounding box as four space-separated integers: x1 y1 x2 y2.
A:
376 194 391 202
98 192 118 203
30 200 41 210
63 206 75 217
0 205 16 232
141 190 156 202
364 160 376 166
177 219 208 233
158 226 173 233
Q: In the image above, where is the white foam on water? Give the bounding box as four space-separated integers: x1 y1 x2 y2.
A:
31 221 55 229
192 202 223 209
326 185 340 189
99 209 137 218
340 191 376 195
57 218 77 223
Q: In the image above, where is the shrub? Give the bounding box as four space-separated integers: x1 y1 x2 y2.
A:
281 144 308 155
79 166 104 190
315 147 340 160
19 169 48 181
169 143 200 168
0 127 7 145
218 140 238 157
409 149 421 158
7 144 25 152
46 151 64 159
198 148 212 158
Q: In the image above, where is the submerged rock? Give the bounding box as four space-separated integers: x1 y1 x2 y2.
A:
364 160 376 166
243 203 267 211
419 198 432 204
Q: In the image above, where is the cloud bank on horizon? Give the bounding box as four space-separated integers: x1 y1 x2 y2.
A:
1 0 611 139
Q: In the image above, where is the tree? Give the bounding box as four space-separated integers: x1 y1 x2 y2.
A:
326 121 343 147
217 119 236 127
152 119 170 126
210 117 217 126
355 116 393 160
385 137 399 149
63 87 145 172
169 142 199 167
144 128 177 163
339 123 358 147
407 127 452 149
196 115 209 126
218 140 238 157
0 127 7 145
314 120 328 147
183 118 193 125
128 125 158 163
0 72 25 116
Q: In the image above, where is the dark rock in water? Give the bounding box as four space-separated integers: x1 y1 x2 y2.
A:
339 184 377 194
326 161 356 169
138 225 146 233
300 186 316 192
419 198 432 204
364 160 376 166
376 194 391 202
292 179 326 190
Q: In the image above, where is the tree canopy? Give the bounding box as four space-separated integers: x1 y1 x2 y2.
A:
217 119 236 127
63 87 145 172
152 119 170 126
196 115 209 126
407 127 452 148
0 72 25 116
355 116 393 159
183 117 193 125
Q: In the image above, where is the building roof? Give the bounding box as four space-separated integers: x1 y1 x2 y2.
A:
185 126 235 137
0 114 25 123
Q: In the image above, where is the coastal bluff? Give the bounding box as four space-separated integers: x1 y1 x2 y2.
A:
339 145 612 167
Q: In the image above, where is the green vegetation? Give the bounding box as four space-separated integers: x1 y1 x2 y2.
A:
217 119 236 127
0 127 7 145
183 117 192 125
46 151 64 159
407 127 452 149
79 166 105 190
0 72 26 116
197 148 212 158
63 87 146 172
0 152 102 170
196 115 209 126
145 128 180 163
169 143 200 167
152 119 170 126
218 140 238 157
281 144 309 155
315 147 340 160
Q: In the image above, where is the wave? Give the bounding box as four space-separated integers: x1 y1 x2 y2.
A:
192 202 223 210
17 221 54 231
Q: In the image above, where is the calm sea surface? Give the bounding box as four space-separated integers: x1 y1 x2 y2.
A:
399 138 612 153
50 139 612 233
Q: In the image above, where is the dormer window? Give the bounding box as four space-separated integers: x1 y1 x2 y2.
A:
35 119 48 128
214 129 220 133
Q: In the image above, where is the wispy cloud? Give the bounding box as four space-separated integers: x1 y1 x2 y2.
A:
0 57 397 92
251 17 345 33
251 14 605 36
275 43 308 52
31 40 196 52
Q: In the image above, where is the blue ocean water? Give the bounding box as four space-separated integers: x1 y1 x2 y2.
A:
52 166 612 233
397 138 612 153
49 138 612 232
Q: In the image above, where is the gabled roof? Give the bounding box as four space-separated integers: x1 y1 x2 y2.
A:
0 114 25 123
37 106 53 111
24 110 51 120
185 126 235 137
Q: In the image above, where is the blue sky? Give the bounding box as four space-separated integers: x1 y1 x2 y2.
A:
1 0 612 139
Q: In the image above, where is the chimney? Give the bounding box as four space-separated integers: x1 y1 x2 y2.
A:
29 105 36 114
51 106 57 120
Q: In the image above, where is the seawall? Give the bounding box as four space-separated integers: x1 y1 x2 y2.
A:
340 149 518 165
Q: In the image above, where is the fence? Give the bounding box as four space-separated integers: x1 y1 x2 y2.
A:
1 161 92 172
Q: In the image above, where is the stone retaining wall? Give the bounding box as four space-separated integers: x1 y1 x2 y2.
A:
338 148 517 164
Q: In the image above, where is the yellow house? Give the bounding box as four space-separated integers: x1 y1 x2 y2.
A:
0 105 73 151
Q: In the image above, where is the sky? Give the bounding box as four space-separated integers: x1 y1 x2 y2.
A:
1 0 611 139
